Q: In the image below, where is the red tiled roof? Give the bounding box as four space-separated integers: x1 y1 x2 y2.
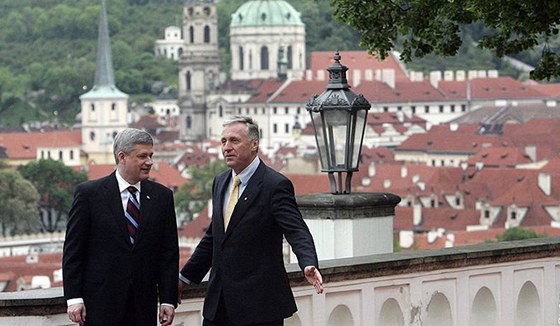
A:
0 130 81 160
308 51 409 85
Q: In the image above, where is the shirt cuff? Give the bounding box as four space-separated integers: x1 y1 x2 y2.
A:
161 303 175 308
67 298 84 306
179 273 191 285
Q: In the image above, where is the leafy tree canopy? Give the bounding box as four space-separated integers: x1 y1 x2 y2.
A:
0 168 40 236
330 0 560 80
497 227 540 242
17 159 87 232
175 160 226 223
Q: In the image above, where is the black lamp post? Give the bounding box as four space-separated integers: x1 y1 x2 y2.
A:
306 52 371 194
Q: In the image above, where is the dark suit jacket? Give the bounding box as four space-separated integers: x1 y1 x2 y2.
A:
180 161 319 324
63 172 179 326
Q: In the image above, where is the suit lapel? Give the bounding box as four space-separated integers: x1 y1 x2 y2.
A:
101 173 131 246
222 163 265 240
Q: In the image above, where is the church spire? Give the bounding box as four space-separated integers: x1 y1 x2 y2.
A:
82 0 126 99
94 0 115 87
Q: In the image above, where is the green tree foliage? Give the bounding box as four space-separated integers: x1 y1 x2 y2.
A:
175 160 227 223
497 228 540 242
0 168 40 236
330 0 560 80
17 159 87 232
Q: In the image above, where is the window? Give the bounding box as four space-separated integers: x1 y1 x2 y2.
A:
70 150 74 160
219 105 223 117
425 105 429 113
204 25 210 43
287 46 293 69
273 123 277 133
186 71 191 91
59 151 63 161
90 104 95 112
273 107 277 114
285 107 289 114
450 104 455 112
285 123 289 133
90 131 95 141
411 106 416 114
260 46 269 70
239 46 244 70
186 116 192 129
439 105 444 113
511 211 517 220
484 210 490 219
383 106 389 112
461 104 466 112
189 26 194 44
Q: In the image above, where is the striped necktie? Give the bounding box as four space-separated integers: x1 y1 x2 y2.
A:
125 186 140 244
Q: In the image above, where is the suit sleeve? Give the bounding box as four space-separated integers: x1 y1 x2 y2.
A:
62 183 90 301
272 177 319 271
157 188 180 306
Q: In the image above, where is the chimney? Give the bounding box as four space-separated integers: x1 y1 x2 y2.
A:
413 203 422 226
429 71 442 88
524 145 537 162
382 69 395 89
538 173 551 196
353 69 361 87
365 69 373 81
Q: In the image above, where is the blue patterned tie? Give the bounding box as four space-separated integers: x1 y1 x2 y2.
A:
125 186 140 244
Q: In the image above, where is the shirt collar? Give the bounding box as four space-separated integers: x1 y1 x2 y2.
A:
115 169 141 193
233 156 260 185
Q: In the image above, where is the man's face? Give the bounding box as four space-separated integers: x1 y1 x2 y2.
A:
117 144 154 184
221 122 258 174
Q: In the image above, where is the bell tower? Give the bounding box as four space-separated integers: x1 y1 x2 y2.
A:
178 0 221 141
80 0 128 164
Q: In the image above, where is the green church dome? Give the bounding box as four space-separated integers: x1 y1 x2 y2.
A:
231 0 304 27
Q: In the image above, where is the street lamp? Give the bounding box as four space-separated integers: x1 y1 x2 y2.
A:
306 52 371 194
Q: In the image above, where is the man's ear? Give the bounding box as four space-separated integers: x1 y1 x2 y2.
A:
117 151 126 163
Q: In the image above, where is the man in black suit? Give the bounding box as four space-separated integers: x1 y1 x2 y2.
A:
63 128 179 326
178 116 323 325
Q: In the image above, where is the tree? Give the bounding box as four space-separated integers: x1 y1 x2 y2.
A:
0 168 40 236
18 159 87 232
174 160 226 223
497 227 540 242
330 0 560 80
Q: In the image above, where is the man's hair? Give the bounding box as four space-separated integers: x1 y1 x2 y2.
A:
113 128 153 164
223 116 260 140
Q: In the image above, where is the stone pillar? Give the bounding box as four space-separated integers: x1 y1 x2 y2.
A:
296 192 401 261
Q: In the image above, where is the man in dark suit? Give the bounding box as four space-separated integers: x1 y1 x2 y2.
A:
63 128 179 326
178 116 323 325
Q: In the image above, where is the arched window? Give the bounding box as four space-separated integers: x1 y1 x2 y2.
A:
189 26 194 43
219 105 223 117
186 71 191 91
186 116 192 129
89 131 95 141
239 46 244 70
287 45 293 69
260 46 269 70
204 25 210 43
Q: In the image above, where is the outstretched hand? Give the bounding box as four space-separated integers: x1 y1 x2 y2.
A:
304 265 324 294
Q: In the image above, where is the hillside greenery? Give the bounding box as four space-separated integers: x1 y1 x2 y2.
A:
0 0 532 128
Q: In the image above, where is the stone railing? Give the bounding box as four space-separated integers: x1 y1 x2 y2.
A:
1 237 560 325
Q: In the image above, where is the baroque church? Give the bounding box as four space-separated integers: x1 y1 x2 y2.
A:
176 0 307 141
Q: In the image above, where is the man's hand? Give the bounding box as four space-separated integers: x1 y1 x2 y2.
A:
67 303 86 325
304 265 324 294
177 280 187 305
159 305 175 326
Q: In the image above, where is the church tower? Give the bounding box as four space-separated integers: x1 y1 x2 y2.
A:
178 0 221 141
80 0 128 164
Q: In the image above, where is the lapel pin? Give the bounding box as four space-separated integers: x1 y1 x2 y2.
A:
244 197 247 201
146 195 151 199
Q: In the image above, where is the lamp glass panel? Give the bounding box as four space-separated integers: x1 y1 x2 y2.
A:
310 110 327 169
324 109 349 169
351 109 367 169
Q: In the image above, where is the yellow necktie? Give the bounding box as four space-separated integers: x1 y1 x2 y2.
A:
224 176 241 230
